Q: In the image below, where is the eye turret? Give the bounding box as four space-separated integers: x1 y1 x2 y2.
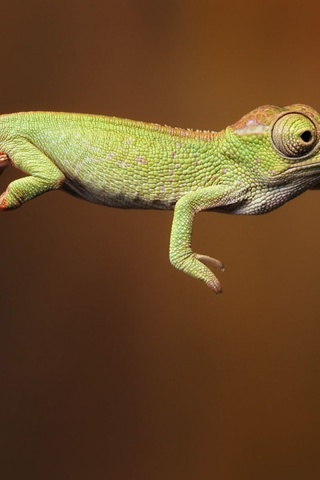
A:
271 112 318 158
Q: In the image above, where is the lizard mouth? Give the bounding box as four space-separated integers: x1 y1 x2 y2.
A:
285 160 320 174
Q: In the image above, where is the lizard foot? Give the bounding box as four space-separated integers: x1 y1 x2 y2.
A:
0 191 8 210
0 154 10 210
194 254 224 294
0 153 9 177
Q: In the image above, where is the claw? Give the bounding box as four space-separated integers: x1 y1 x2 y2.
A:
0 153 9 176
0 154 10 210
0 194 7 210
195 254 224 271
207 278 223 294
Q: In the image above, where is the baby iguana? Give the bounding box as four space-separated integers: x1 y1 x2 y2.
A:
0 104 319 293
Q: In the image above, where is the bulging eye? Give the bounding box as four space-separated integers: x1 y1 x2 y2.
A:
271 112 318 158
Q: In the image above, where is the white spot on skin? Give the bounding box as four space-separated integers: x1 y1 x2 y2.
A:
234 125 268 135
124 138 134 146
135 156 148 165
106 152 117 161
74 155 105 175
117 160 129 168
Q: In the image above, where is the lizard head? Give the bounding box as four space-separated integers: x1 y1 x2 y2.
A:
229 104 320 190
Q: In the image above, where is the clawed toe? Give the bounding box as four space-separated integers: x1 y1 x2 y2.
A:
0 153 9 175
195 254 224 271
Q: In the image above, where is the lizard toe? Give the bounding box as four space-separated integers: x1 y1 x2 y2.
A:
194 253 224 271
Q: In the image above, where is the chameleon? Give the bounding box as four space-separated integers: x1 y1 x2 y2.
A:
0 104 319 293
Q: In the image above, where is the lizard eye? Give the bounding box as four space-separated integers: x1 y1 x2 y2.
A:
271 112 318 158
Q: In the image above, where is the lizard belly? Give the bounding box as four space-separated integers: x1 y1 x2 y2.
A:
62 174 176 210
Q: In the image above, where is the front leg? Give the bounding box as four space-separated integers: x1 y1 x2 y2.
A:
0 139 65 210
169 185 245 293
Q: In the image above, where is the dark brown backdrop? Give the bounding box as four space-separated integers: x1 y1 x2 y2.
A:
1 1 320 479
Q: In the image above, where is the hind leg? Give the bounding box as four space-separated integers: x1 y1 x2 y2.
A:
0 139 65 210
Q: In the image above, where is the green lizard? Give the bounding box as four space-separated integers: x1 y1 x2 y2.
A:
0 104 319 293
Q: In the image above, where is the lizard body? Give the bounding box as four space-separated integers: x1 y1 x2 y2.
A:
0 104 319 293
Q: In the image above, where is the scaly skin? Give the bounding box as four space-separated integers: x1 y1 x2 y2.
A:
0 104 320 293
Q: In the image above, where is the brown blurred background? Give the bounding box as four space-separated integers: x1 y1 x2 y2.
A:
0 0 320 479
